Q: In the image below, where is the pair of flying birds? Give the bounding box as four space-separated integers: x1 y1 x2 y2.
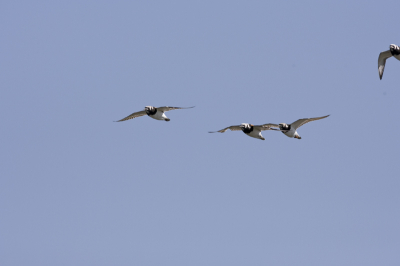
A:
115 106 329 140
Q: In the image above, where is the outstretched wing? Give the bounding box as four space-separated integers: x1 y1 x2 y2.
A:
378 50 392 80
254 123 281 131
261 123 281 131
209 125 242 133
115 110 147 122
290 115 330 130
157 106 195 112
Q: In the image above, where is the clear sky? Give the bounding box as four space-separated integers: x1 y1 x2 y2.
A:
1 1 399 265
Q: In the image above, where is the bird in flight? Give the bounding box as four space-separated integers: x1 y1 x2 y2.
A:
115 106 194 122
209 123 280 140
277 115 330 139
378 44 400 80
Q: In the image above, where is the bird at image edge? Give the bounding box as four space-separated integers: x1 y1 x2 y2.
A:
378 44 400 80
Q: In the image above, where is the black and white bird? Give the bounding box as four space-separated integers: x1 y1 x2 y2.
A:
209 123 280 140
277 115 329 139
115 106 194 122
378 44 400 80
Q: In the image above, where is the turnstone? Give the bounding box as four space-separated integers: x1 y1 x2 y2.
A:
115 106 194 122
278 115 329 139
209 123 280 140
378 44 400 80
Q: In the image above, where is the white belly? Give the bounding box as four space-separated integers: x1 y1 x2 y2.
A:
246 130 263 139
282 129 296 138
149 111 167 120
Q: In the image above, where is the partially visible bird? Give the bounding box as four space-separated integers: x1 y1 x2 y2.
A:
378 44 400 80
115 106 194 122
278 115 329 139
209 123 280 140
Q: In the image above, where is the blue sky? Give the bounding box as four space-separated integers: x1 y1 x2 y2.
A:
1 1 399 265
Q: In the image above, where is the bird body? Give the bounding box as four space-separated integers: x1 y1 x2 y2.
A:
278 123 300 139
378 44 400 79
145 106 170 121
241 123 265 140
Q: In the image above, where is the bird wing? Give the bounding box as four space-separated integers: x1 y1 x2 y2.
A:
115 110 147 122
290 115 330 130
209 125 242 133
255 123 281 131
378 50 392 80
157 106 195 112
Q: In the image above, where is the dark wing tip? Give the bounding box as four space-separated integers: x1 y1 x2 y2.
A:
165 106 195 110
319 115 330 120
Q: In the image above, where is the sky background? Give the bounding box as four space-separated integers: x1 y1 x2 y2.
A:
1 1 399 265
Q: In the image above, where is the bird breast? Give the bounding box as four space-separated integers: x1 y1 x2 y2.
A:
246 129 262 139
282 129 296 138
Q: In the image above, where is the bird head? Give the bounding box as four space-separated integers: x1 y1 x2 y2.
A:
390 44 399 51
144 106 156 115
279 123 289 130
240 123 251 129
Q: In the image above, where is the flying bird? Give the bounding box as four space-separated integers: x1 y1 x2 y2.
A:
115 106 194 122
278 115 329 139
209 123 280 140
378 44 400 80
